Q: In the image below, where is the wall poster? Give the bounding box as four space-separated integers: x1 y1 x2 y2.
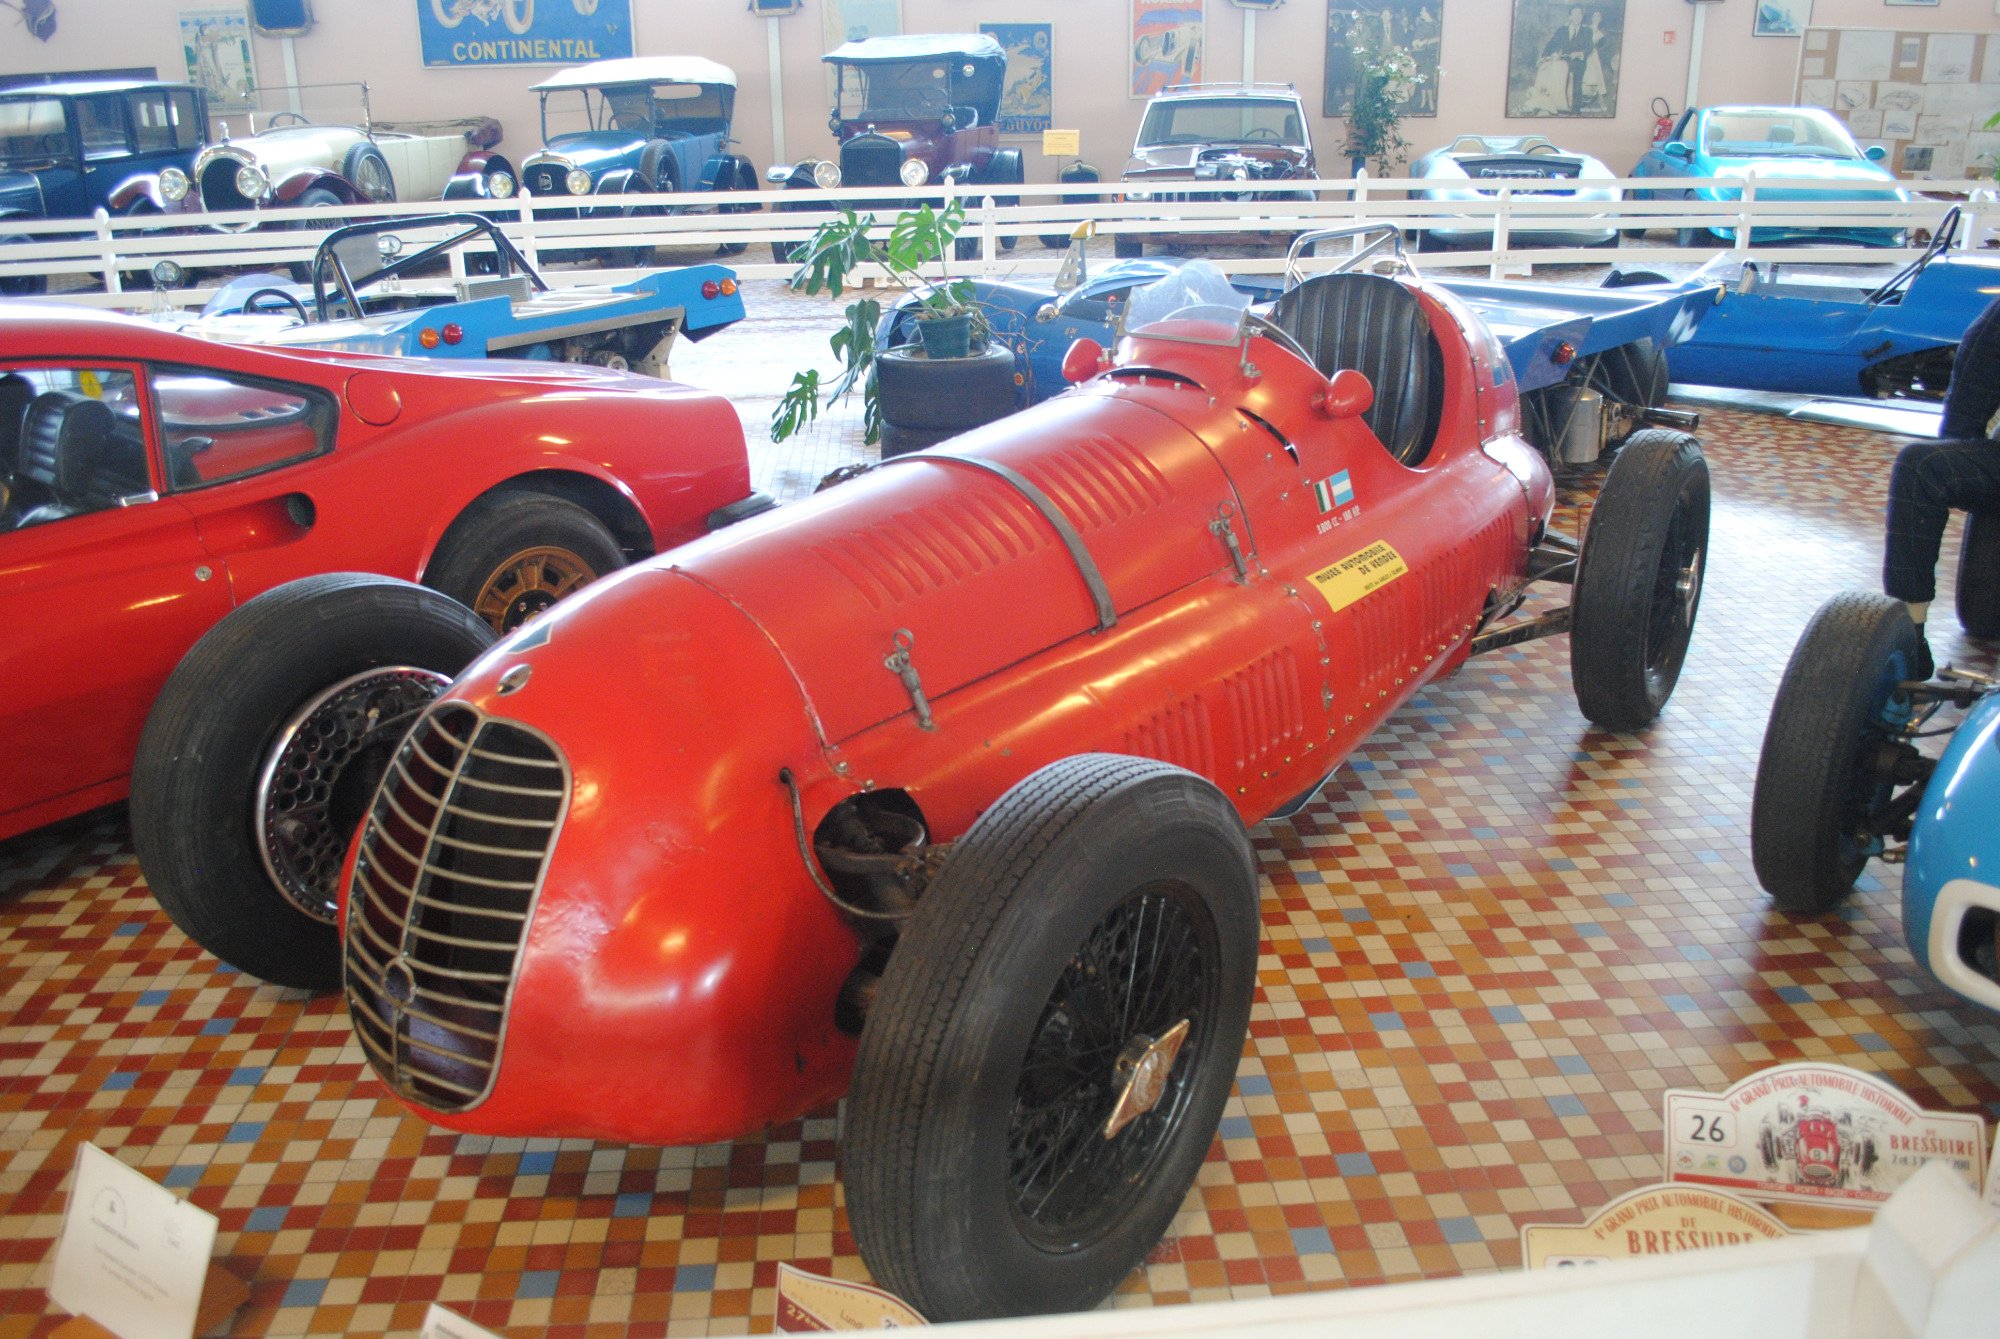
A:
1752 0 1810 39
179 7 257 112
982 23 1053 136
1506 0 1624 118
1796 25 2000 179
1323 2 1443 119
1131 0 1204 100
419 0 634 68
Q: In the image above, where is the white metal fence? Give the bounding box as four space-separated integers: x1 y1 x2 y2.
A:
3 175 1992 308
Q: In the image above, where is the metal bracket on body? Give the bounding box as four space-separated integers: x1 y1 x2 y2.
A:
883 628 936 731
1210 501 1250 583
880 451 1117 631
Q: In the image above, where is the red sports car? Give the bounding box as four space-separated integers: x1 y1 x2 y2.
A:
162 240 1710 1321
0 303 767 983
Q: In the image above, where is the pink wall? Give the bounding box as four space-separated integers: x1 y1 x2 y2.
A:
2 0 1994 184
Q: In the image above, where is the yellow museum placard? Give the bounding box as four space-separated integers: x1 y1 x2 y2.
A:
1041 128 1081 157
1308 540 1407 613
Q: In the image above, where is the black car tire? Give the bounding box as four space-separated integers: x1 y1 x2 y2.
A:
341 144 396 203
845 754 1258 1322
1955 510 2000 638
423 490 625 634
1601 269 1673 289
1569 428 1709 730
875 344 1018 433
131 574 494 990
878 420 954 458
1114 235 1144 259
635 140 674 195
1751 592 1923 914
1676 226 1708 248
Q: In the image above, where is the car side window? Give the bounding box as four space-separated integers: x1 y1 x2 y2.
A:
151 366 335 490
167 91 202 149
0 365 151 533
1671 110 1696 146
129 91 175 154
76 95 131 160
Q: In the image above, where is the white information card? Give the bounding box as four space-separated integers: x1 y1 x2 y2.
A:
49 1143 218 1339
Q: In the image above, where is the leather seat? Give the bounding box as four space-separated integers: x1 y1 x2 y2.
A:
1268 272 1444 466
11 391 131 528
0 373 32 476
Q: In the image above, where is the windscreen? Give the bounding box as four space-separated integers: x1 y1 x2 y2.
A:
1137 97 1303 147
1121 261 1251 345
1701 110 1859 158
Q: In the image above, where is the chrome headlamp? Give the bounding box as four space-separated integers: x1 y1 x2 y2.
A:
565 168 592 195
159 167 190 202
812 160 842 189
235 163 270 201
487 170 516 199
899 158 929 188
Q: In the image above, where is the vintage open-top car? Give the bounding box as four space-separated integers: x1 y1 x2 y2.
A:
1408 133 1621 249
157 83 514 217
766 33 1023 259
521 57 757 249
0 303 771 987
0 79 210 294
161 233 1711 1319
1116 81 1317 258
160 212 745 377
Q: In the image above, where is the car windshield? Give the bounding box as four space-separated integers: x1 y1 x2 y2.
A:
0 98 69 163
1121 260 1252 346
834 59 994 121
1138 97 1303 147
1701 110 1860 159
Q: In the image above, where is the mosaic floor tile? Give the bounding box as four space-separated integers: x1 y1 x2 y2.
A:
3 275 1997 1336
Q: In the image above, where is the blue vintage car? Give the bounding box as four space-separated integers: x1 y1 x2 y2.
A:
520 57 759 260
1754 590 2000 1017
0 79 210 294
877 229 1718 461
1629 105 1909 247
161 213 744 376
1607 208 1999 401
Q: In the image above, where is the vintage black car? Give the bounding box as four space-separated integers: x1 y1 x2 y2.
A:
521 57 759 259
766 33 1023 260
0 79 209 293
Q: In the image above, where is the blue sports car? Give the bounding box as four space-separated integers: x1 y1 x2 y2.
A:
1755 586 2000 1017
1629 105 1909 248
160 213 744 377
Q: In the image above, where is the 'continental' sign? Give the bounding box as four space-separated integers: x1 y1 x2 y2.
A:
419 0 633 68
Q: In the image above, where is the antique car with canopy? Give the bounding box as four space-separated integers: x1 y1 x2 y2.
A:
0 79 209 294
0 302 770 988
1116 81 1318 258
157 234 1712 1321
1408 133 1621 249
520 57 759 260
157 83 514 216
766 33 1022 259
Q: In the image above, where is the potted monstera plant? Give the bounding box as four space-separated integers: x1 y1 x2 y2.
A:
773 201 1015 457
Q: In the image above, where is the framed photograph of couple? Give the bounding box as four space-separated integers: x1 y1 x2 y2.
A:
1505 0 1623 118
1322 2 1443 119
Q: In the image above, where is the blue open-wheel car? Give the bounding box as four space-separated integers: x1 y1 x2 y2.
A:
156 212 744 377
1754 589 2000 1015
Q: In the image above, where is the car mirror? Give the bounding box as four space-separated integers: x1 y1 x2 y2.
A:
1663 141 1692 160
1865 144 1887 163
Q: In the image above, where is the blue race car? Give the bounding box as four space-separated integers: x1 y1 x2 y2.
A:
1754 587 2000 1016
1629 105 1909 248
878 227 1718 462
1607 208 2000 401
160 213 744 377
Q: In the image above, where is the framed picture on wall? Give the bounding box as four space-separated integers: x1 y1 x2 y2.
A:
1323 2 1443 118
1132 0 1204 99
178 6 257 111
982 23 1053 135
1505 0 1624 119
1752 0 1810 38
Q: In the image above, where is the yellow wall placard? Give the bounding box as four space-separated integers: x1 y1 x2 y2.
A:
1308 541 1407 613
1041 128 1081 157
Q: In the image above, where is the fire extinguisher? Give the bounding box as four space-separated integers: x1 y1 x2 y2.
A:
1651 97 1677 145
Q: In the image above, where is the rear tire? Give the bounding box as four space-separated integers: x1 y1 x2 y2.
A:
341 143 396 203
1569 429 1709 730
1955 511 2000 638
1113 235 1143 259
131 575 494 989
1751 592 1922 913
845 755 1258 1321
424 490 625 634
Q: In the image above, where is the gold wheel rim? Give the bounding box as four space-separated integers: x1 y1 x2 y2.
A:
472 545 599 632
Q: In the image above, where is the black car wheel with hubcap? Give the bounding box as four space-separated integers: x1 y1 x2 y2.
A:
423 491 625 634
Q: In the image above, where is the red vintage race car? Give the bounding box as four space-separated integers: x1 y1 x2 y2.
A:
183 239 1709 1320
0 304 768 985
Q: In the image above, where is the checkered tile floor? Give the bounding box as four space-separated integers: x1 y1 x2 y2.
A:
3 277 1997 1336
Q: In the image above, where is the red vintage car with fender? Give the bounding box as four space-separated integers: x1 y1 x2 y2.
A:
0 302 768 988
182 232 1710 1321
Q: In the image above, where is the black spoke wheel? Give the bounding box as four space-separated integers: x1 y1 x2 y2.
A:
1570 428 1709 730
845 754 1258 1322
1752 592 1924 913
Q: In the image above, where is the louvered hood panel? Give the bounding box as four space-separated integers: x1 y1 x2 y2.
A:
671 393 1237 743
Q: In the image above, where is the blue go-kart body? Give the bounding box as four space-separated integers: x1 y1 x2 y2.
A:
1904 689 2000 1014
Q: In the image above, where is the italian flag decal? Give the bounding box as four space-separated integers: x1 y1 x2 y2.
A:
1313 470 1355 513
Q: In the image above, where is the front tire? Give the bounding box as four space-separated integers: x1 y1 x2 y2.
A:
1113 234 1143 259
1570 429 1709 730
1751 592 1923 913
1955 511 2000 638
845 755 1258 1321
423 490 625 634
131 575 495 989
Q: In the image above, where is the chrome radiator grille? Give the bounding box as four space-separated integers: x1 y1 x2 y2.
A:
343 702 568 1111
